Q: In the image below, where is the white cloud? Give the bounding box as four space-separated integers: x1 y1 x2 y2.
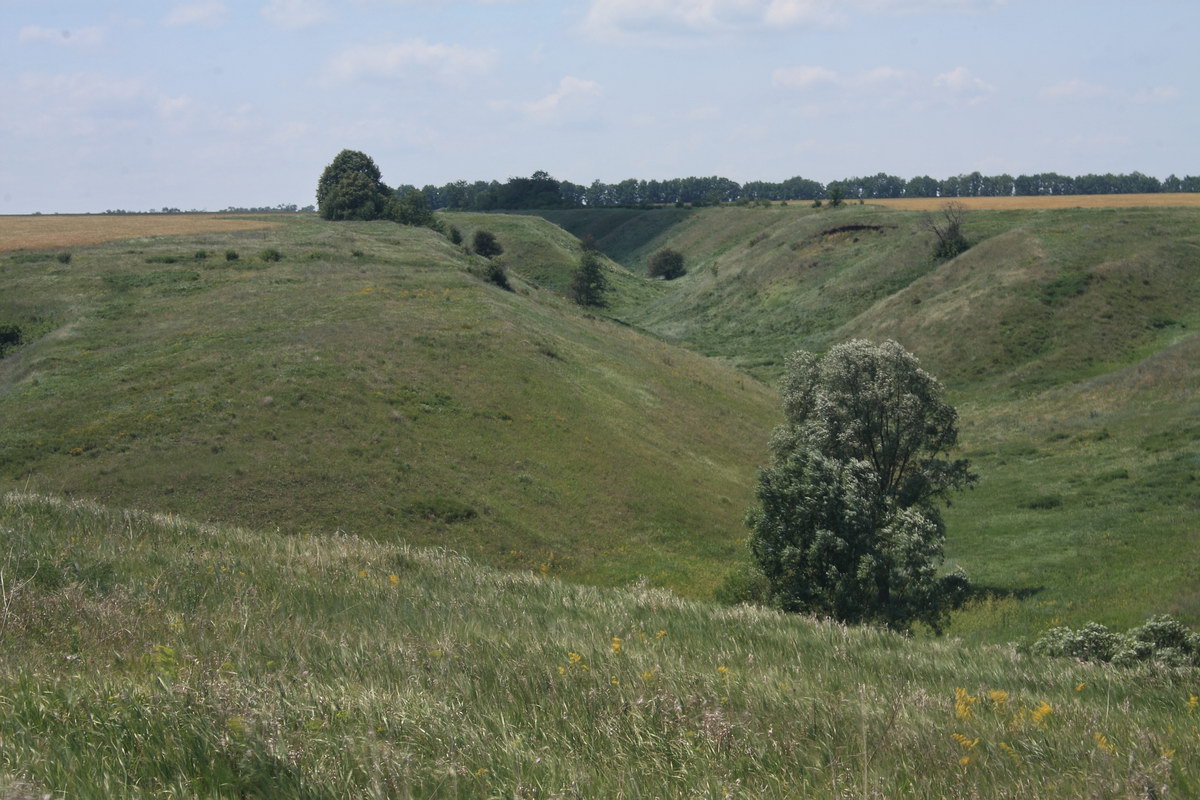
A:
525 76 602 114
583 0 1001 41
325 40 498 85
261 0 331 30
772 65 837 89
165 2 229 27
1039 78 1109 101
933 66 994 102
774 65 909 90
2 73 182 139
18 25 106 47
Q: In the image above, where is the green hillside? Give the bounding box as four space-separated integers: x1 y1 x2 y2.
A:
533 203 1200 641
3 205 1199 643
4 491 1198 799
0 215 778 595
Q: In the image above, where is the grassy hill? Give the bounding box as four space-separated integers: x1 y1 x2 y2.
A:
3 491 1198 799
533 204 1200 641
3 205 1199 644
0 214 778 596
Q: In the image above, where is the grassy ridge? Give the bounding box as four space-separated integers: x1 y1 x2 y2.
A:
3 491 1199 798
0 215 778 595
537 204 1200 640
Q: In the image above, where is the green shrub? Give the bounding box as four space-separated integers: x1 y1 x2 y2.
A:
647 248 685 280
193 250 208 260
225 250 239 262
259 248 282 263
1032 615 1200 667
56 252 72 264
472 230 503 259
0 323 22 356
484 260 511 291
351 249 365 258
447 225 463 246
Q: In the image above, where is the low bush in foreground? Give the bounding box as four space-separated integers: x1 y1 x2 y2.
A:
2 492 1199 798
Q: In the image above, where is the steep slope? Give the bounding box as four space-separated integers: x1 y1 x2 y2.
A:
4 491 1198 798
0 215 779 595
538 204 1200 638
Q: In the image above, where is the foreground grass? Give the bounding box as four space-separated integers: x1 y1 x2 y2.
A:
3 492 1199 798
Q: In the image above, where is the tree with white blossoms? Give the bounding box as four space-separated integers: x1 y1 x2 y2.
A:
747 339 975 632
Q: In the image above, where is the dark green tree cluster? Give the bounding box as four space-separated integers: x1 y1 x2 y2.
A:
404 169 1200 212
317 150 390 221
316 150 437 228
747 340 974 633
647 248 685 280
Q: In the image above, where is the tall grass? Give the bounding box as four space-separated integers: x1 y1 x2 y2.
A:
3 492 1199 798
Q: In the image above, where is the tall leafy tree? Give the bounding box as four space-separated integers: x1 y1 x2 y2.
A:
316 150 390 221
747 340 974 632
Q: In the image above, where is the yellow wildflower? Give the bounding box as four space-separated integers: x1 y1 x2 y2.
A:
656 630 667 639
1093 732 1114 753
1031 701 1053 727
951 733 980 750
1075 682 1086 692
610 676 620 686
568 652 582 664
611 637 622 654
558 666 566 676
358 569 368 578
954 688 978 721
988 689 1009 709
1188 694 1199 713
388 573 399 586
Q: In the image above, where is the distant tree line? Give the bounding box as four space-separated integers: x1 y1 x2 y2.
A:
409 170 1200 211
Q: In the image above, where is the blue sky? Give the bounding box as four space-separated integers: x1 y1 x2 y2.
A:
1 1 1196 213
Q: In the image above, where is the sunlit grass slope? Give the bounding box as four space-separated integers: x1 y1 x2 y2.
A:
4 492 1199 799
0 215 778 595
541 204 1200 640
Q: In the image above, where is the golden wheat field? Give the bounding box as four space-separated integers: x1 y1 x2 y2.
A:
0 214 284 253
866 192 1200 211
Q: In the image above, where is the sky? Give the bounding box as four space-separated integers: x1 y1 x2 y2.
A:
1 0 1197 214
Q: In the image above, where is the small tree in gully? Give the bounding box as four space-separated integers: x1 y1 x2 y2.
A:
647 248 685 280
920 201 969 259
569 251 607 307
747 339 974 632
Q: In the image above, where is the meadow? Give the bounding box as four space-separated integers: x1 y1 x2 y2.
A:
0 214 777 595
2 204 1200 797
532 202 1200 641
3 491 1198 798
